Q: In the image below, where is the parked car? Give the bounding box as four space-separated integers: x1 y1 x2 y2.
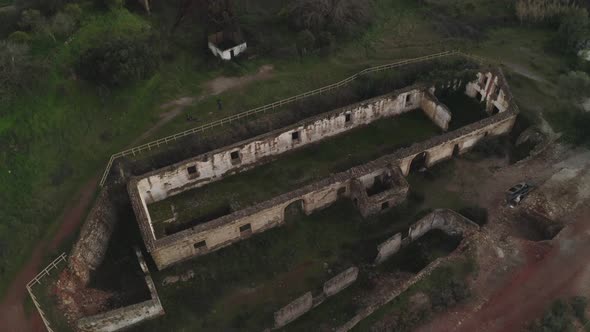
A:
505 182 534 207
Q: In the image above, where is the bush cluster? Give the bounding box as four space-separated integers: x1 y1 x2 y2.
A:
76 36 160 86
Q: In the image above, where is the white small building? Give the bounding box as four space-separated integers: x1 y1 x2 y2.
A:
208 30 247 60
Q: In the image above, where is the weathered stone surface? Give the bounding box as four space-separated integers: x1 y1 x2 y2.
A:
408 209 479 241
129 69 517 270
323 267 359 297
374 233 403 265
68 187 117 285
274 292 313 328
76 248 165 332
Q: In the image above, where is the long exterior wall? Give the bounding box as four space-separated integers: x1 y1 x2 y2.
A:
68 187 117 285
136 85 428 205
130 70 518 270
76 248 164 332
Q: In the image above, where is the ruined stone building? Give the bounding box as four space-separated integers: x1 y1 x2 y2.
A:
127 69 517 270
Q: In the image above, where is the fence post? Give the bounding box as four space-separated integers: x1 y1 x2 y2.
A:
98 50 494 187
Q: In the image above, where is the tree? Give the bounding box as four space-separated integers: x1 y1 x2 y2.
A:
0 41 42 102
555 9 590 53
76 36 160 87
283 0 373 36
558 71 590 103
296 29 315 57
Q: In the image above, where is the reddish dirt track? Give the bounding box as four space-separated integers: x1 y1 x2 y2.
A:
0 177 98 332
418 208 590 332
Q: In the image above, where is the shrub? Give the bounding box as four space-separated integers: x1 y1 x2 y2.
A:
282 0 373 36
0 41 43 102
316 30 335 53
295 29 315 57
558 71 590 103
50 12 76 38
554 9 590 53
76 36 160 86
570 296 588 323
18 9 43 31
516 0 580 24
8 31 31 43
63 3 82 22
95 0 124 11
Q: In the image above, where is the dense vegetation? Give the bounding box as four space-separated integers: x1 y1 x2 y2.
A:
1 0 590 314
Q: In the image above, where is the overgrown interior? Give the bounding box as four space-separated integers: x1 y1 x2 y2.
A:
132 84 488 240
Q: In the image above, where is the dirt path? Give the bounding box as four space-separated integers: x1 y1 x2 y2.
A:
0 177 98 332
415 145 590 332
132 64 274 145
0 64 275 332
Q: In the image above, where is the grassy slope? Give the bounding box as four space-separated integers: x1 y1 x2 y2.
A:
0 0 570 309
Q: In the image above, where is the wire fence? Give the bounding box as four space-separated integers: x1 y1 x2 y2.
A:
26 252 67 332
99 50 500 186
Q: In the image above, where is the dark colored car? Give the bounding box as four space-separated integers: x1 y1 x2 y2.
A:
505 182 534 207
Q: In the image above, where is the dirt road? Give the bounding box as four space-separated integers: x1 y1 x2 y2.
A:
0 177 98 332
416 145 590 332
0 65 275 332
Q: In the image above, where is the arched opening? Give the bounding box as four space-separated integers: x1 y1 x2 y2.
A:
491 105 500 115
284 199 304 222
409 152 428 173
452 144 460 157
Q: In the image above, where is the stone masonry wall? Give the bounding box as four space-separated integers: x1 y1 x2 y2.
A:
68 186 117 285
408 209 479 241
323 267 359 297
76 248 164 332
130 70 517 270
274 292 313 328
420 90 451 131
374 233 403 265
136 85 427 205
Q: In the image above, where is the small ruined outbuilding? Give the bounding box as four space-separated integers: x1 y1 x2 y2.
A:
208 29 247 60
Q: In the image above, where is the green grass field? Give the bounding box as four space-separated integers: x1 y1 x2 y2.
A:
0 0 575 314
134 158 472 331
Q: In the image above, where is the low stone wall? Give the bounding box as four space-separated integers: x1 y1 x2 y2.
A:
421 90 451 131
274 292 313 328
68 186 117 285
273 266 359 329
336 255 461 332
323 267 359 297
374 209 478 265
76 248 164 332
408 209 479 242
374 233 403 265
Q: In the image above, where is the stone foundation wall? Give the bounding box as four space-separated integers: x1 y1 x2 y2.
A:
408 209 479 241
76 248 164 332
420 90 451 131
323 267 359 297
273 266 359 328
130 70 517 270
374 233 403 265
68 186 117 285
274 292 313 328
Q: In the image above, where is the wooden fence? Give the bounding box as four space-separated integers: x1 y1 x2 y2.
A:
99 50 501 186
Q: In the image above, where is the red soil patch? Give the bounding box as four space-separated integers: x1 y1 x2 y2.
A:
0 176 98 332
